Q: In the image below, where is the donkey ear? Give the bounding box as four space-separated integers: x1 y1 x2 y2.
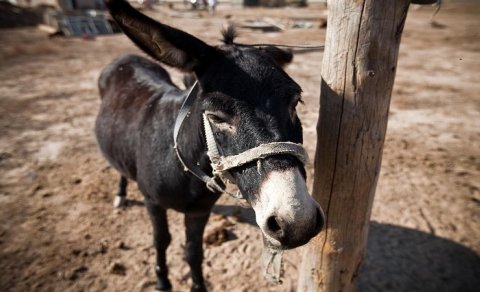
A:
259 46 293 68
105 0 216 71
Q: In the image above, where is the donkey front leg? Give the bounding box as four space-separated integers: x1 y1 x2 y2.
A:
113 175 128 207
146 203 172 292
185 213 210 292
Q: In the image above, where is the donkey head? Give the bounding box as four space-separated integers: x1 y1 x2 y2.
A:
106 0 324 250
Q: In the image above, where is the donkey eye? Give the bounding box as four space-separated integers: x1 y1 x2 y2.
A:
205 111 236 133
205 111 230 124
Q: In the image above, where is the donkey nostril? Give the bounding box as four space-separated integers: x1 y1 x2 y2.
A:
266 216 282 233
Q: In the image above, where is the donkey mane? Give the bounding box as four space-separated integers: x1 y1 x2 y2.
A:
221 25 238 45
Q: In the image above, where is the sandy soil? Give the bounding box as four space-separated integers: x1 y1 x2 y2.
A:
0 2 479 292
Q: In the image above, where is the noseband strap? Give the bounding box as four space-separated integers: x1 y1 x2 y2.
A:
174 81 309 198
203 113 308 177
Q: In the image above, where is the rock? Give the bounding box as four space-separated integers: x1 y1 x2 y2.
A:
204 225 229 246
98 241 108 254
113 195 127 208
109 262 127 276
0 152 12 161
30 184 43 196
71 178 82 185
116 241 129 250
71 248 82 256
137 278 156 291
99 246 108 254
68 266 88 280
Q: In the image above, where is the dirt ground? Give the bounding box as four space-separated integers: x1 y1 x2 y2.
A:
0 2 479 292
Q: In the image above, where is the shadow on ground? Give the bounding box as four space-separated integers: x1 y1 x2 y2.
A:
359 222 480 292
212 204 257 226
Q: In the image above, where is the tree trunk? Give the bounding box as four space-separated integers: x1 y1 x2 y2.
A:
298 1 411 291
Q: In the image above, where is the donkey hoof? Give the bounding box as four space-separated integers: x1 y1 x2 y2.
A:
155 279 172 292
113 196 127 208
191 284 207 292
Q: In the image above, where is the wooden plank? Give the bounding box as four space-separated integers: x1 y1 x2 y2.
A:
297 1 411 291
240 19 284 32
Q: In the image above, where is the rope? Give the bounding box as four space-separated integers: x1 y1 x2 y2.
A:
251 44 324 50
212 142 308 173
234 42 325 50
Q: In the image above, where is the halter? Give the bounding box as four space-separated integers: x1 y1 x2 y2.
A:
173 81 309 199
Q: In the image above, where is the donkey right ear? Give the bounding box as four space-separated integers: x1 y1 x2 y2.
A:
105 0 217 72
258 46 293 68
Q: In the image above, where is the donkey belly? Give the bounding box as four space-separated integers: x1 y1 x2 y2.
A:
95 111 138 179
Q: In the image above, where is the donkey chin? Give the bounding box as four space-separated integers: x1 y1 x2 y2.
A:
251 167 325 250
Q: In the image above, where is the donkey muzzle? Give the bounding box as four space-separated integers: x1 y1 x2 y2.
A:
252 168 324 249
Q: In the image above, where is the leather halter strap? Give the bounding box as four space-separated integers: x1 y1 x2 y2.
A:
173 81 309 198
173 82 227 194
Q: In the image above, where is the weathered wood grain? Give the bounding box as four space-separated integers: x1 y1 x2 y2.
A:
298 1 411 291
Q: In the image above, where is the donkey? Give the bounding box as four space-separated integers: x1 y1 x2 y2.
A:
95 0 324 291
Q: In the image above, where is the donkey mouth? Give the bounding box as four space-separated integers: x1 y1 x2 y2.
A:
263 233 316 251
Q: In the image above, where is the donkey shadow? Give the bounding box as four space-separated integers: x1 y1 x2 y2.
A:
212 204 257 226
211 206 480 292
359 222 480 292
120 199 145 207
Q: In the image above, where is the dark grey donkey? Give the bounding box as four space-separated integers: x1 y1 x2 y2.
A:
95 0 324 290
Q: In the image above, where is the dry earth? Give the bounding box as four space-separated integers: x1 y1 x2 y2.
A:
0 2 479 292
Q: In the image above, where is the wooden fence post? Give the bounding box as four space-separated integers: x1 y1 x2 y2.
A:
298 1 413 291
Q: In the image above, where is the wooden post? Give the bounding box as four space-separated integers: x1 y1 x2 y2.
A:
298 1 412 291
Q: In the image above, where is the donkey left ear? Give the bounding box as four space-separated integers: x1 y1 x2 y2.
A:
259 46 293 68
105 0 217 72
